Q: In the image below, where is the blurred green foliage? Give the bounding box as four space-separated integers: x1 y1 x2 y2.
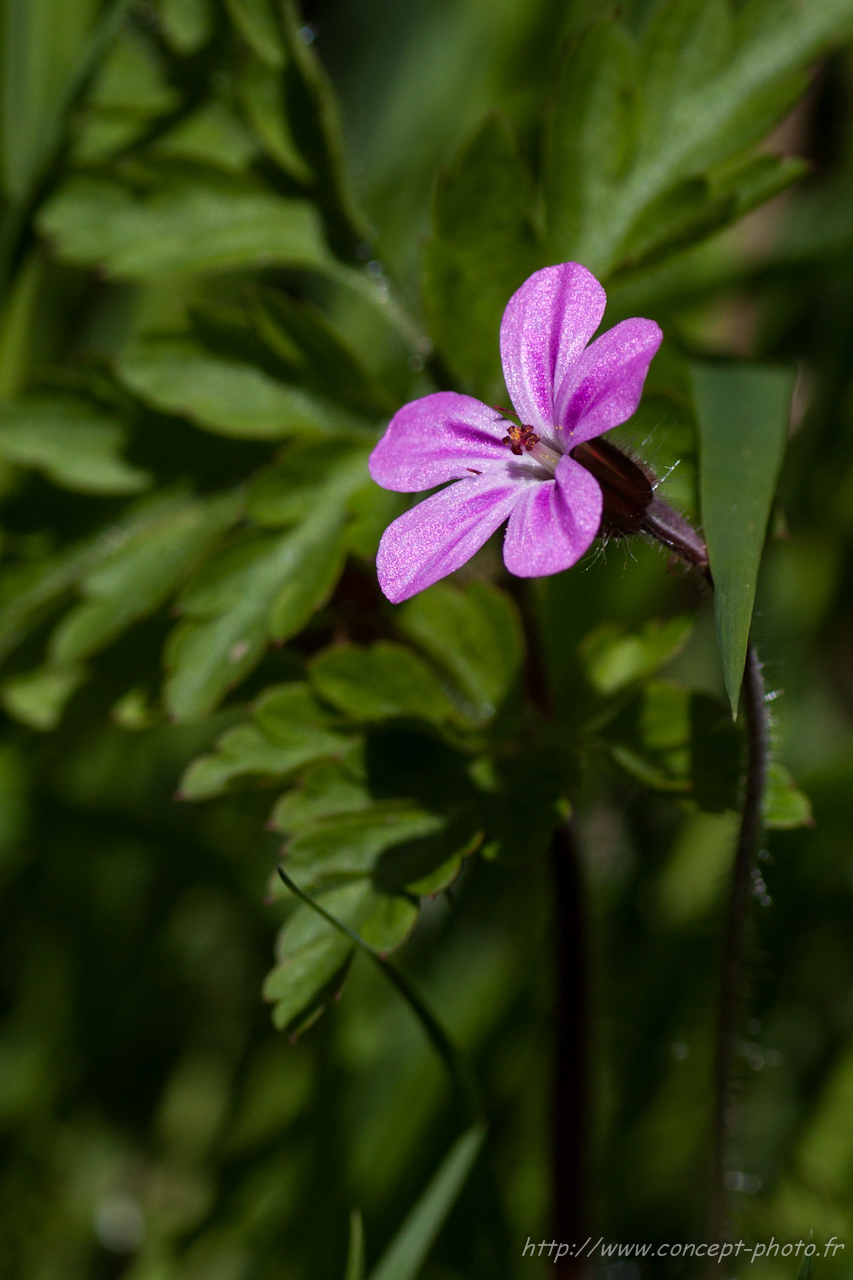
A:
0 0 852 1277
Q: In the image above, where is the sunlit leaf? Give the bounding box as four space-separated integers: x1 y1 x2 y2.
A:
39 176 330 278
692 362 794 712
763 761 813 829
1 664 85 731
310 643 459 727
48 491 241 668
581 617 693 695
0 396 150 493
117 338 367 440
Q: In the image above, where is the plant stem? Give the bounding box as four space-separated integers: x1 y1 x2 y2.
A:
551 821 588 1274
708 642 768 1239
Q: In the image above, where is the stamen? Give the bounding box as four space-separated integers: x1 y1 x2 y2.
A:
502 423 541 456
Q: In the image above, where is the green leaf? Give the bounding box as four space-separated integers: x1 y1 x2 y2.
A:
247 441 371 525
225 0 284 67
252 288 393 414
39 176 330 278
48 491 241 667
263 882 357 1031
763 761 813 830
690 693 743 812
270 761 371 835
581 617 694 695
610 743 691 793
117 338 366 440
283 806 444 894
310 643 460 728
278 0 372 259
367 1125 486 1280
152 102 258 173
157 0 213 54
0 252 43 398
399 582 524 723
1 0 102 200
179 683 357 799
546 0 853 277
263 879 416 1031
345 1211 365 1280
0 396 150 493
692 362 794 712
165 460 366 721
423 114 539 397
1 664 84 731
236 57 313 182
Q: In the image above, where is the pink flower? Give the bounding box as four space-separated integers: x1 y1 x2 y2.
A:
369 262 662 604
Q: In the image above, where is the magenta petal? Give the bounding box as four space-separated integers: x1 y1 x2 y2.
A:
556 317 662 444
499 263 606 436
502 456 602 578
376 476 520 603
369 392 509 493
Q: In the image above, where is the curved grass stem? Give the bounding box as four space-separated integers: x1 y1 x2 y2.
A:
276 865 483 1122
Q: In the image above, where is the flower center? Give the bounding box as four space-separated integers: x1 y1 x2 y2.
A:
501 423 539 455
500 421 563 473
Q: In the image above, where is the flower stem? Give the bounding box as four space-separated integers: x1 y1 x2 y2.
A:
708 643 768 1238
551 821 588 1274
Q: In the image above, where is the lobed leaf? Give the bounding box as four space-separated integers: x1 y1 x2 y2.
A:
117 338 368 440
399 581 524 723
39 176 330 278
0 396 150 494
309 643 460 728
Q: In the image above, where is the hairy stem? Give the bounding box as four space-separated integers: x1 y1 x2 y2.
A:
551 822 588 1273
709 643 768 1238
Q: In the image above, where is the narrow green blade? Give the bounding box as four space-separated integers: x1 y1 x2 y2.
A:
368 1125 486 1280
345 1210 366 1280
692 362 795 714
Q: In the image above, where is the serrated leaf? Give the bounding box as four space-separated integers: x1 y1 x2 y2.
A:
692 362 794 712
48 491 241 668
581 617 693 695
118 338 366 440
178 720 353 800
2 664 85 731
310 643 462 728
399 582 524 722
270 761 371 835
763 761 813 829
166 461 366 721
0 397 150 493
423 114 539 397
283 806 444 894
368 1125 486 1280
263 880 416 1031
39 176 330 278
